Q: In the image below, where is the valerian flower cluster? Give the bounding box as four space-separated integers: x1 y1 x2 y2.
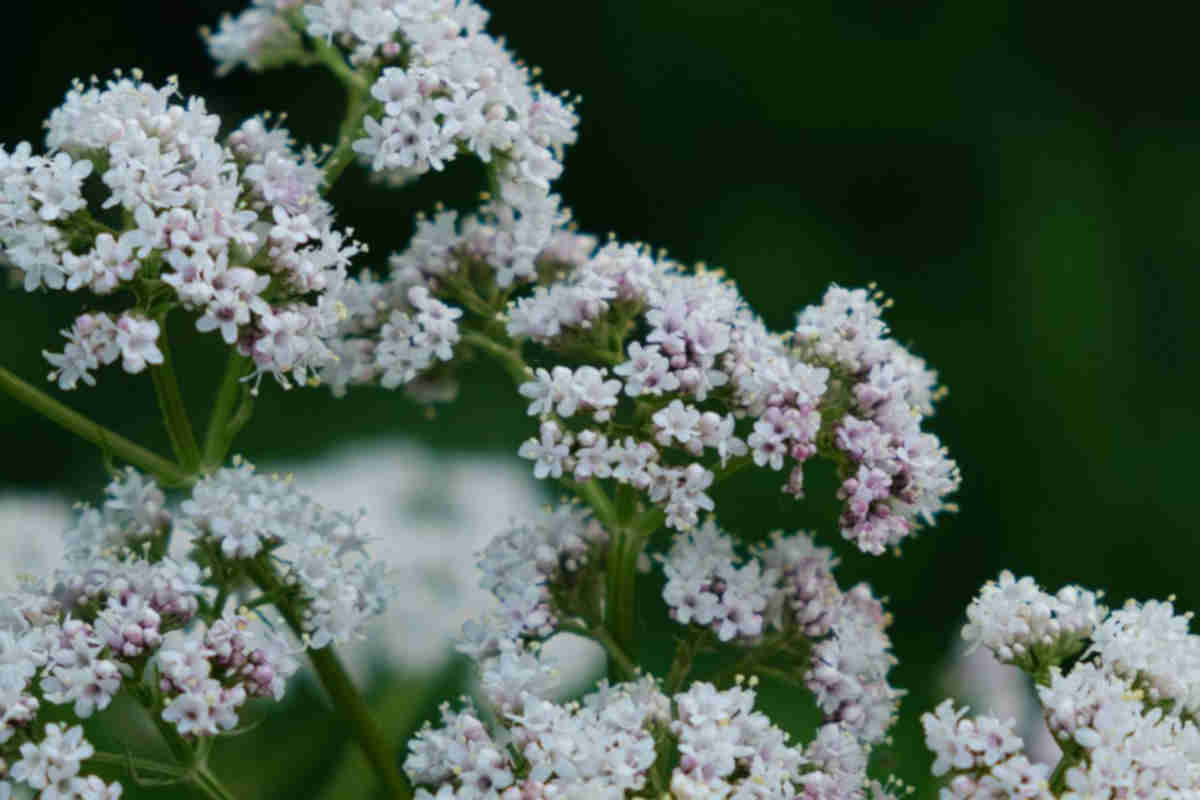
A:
0 463 389 798
410 506 905 798
1 72 360 390
923 572 1200 797
349 231 962 553
0 0 1189 798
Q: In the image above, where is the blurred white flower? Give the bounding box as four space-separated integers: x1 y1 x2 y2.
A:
275 439 605 684
0 493 70 591
940 640 1060 765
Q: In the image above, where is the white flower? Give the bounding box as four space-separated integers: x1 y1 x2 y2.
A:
962 571 1103 666
11 723 93 790
518 421 573 480
658 520 772 642
113 314 162 374
11 74 362 391
652 400 701 448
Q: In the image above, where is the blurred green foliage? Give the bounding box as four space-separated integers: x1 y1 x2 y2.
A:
2 1 1197 796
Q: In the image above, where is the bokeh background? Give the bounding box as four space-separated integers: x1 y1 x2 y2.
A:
2 1 1197 796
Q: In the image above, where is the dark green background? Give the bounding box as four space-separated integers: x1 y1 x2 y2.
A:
2 2 1197 795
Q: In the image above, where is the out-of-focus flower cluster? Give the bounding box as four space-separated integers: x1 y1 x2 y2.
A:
924 572 1200 798
0 496 70 590
275 440 603 682
0 460 398 799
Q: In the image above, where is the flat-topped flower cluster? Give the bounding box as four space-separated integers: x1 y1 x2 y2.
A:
924 572 1200 798
0 461 392 799
406 667 896 800
1 72 362 389
208 0 578 284
334 210 960 551
658 522 902 744
405 503 907 799
0 0 1016 797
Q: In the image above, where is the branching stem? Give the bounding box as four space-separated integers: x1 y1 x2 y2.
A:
246 559 411 799
0 364 192 487
202 352 253 469
149 317 202 472
1048 738 1083 794
460 329 529 386
322 66 376 188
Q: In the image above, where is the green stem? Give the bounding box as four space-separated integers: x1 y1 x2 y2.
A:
88 751 237 800
571 478 621 531
665 631 708 695
322 68 375 189
86 751 189 780
594 625 638 681
460 329 529 386
136 686 195 769
202 352 253 468
304 646 412 799
247 560 411 799
149 319 202 472
194 765 239 800
1048 739 1082 794
559 621 638 681
210 577 233 620
604 530 634 657
0 365 192 487
299 17 369 91
281 7 375 191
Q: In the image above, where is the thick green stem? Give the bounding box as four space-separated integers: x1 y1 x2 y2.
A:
247 559 411 799
1048 738 1083 794
460 329 529 386
149 320 202 472
202 352 253 468
303 646 412 799
604 528 639 681
598 481 660 683
572 478 621 531
0 365 192 487
130 682 194 769
195 765 239 800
